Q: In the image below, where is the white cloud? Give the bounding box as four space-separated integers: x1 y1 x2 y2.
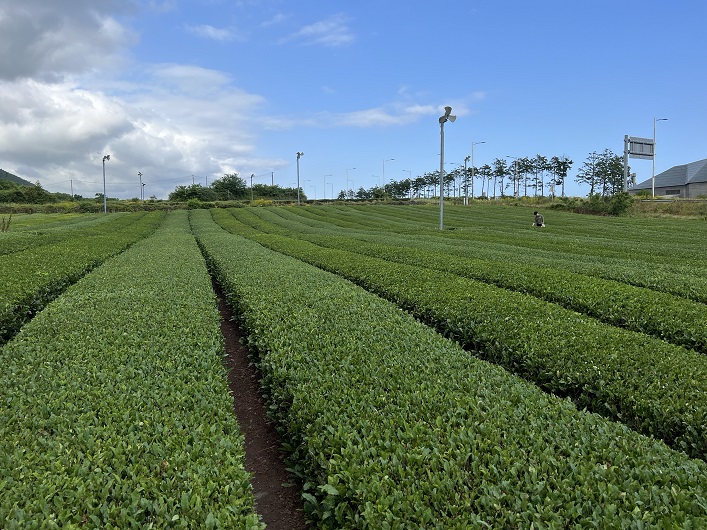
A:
260 12 289 27
285 14 354 47
0 1 136 81
184 24 245 42
0 63 269 199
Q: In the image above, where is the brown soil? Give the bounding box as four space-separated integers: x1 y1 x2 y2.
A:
214 282 309 530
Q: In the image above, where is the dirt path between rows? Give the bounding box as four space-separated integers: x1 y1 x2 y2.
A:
214 282 309 530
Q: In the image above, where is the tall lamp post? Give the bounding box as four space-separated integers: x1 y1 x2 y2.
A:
138 171 143 202
463 156 471 205
296 152 304 205
324 174 332 199
250 173 255 202
438 106 456 230
471 141 485 202
346 167 356 199
652 117 668 198
102 154 110 213
383 158 394 185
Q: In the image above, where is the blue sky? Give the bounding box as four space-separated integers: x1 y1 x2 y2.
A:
0 0 705 199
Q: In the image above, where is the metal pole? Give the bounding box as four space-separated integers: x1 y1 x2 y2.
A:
623 135 629 193
439 120 445 230
463 156 469 206
102 155 109 213
652 117 667 198
471 146 475 201
138 172 143 202
103 159 106 213
296 152 304 206
652 118 656 198
324 174 332 199
471 142 485 203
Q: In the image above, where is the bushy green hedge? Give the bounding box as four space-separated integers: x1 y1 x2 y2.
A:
191 209 707 528
0 213 118 256
284 231 707 354
0 210 263 529
225 205 707 353
211 208 707 461
0 212 164 346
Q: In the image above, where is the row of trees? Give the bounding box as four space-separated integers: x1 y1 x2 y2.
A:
168 174 303 202
0 148 629 206
166 149 627 203
336 149 627 201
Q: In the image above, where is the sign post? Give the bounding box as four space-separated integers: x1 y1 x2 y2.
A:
623 136 655 192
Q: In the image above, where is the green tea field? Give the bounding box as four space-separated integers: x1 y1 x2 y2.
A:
2 204 707 528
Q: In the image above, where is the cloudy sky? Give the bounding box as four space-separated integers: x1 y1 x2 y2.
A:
0 0 705 199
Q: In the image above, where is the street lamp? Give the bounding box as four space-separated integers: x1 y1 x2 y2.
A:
450 163 463 197
472 141 485 202
383 158 394 184
652 117 668 198
324 174 332 199
138 171 143 202
438 106 456 230
142 182 145 201
296 152 304 206
463 156 471 205
250 173 255 201
102 154 110 213
346 167 356 199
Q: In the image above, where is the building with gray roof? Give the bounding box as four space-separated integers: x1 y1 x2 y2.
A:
630 158 707 198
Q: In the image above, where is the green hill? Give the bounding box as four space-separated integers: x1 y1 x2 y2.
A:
0 169 32 186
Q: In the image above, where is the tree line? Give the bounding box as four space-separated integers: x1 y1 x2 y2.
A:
168 174 301 202
339 149 627 200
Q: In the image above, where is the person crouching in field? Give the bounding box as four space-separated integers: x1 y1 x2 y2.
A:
533 211 545 227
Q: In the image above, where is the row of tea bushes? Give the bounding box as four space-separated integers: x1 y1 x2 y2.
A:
211 209 707 461
0 211 263 529
291 231 707 354
0 213 113 256
283 204 707 304
0 212 164 346
228 206 707 353
191 209 707 528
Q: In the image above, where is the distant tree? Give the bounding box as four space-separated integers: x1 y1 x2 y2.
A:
169 184 217 202
549 155 573 198
514 157 531 197
477 164 492 198
412 176 426 198
210 173 247 200
576 151 600 196
595 149 624 196
491 158 509 199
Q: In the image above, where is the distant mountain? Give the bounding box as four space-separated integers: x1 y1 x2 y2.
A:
0 169 33 186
